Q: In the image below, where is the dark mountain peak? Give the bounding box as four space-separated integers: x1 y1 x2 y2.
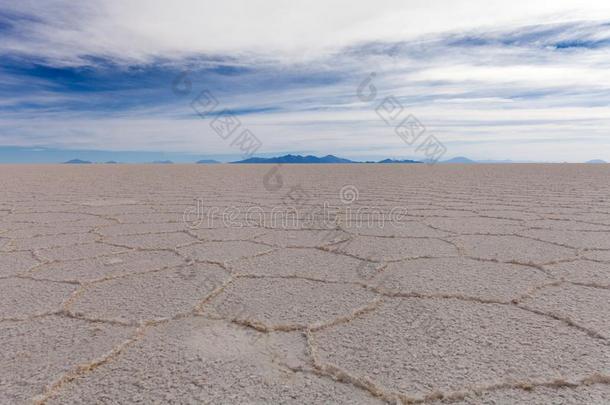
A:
442 156 476 164
232 154 428 164
64 159 91 164
232 154 355 164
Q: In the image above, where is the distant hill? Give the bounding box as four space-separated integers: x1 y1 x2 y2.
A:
58 155 566 165
441 156 476 164
232 154 355 164
586 159 607 164
229 154 555 164
378 158 421 164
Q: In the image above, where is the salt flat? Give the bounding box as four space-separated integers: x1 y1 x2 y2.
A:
1 164 609 404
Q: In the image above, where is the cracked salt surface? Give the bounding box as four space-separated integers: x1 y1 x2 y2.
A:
1 164 609 404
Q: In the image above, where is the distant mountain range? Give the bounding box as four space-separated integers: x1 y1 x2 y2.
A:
232 154 356 164
60 155 609 164
233 155 609 164
232 154 478 164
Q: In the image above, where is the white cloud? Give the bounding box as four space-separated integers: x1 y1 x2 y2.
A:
3 0 610 65
409 64 610 88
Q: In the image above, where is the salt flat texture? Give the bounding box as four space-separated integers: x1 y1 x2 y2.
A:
0 164 609 404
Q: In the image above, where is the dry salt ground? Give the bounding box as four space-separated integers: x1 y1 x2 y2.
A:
1 164 609 404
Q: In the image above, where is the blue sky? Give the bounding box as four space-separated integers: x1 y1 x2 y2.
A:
1 1 610 162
